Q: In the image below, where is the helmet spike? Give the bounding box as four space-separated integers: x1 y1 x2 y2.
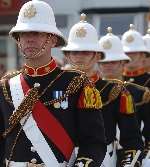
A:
80 13 86 22
129 24 135 30
147 28 150 35
107 27 112 34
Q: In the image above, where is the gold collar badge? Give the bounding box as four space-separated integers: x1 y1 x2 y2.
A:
24 4 37 19
103 39 112 50
76 27 87 38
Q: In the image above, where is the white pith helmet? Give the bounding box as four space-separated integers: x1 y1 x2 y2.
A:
122 24 148 53
61 13 105 59
9 0 66 47
99 27 130 63
143 28 150 54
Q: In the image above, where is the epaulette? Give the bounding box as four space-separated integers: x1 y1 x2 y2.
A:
102 78 123 106
66 72 89 94
142 87 150 104
63 68 86 75
144 78 150 87
1 70 22 81
0 79 12 104
124 81 150 105
0 70 21 104
101 79 134 114
104 78 124 84
124 81 147 91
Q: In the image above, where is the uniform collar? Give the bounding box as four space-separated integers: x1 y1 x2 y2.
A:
24 58 57 77
123 68 145 77
90 72 100 83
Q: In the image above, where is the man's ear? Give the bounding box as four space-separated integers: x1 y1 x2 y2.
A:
95 53 103 61
51 35 58 47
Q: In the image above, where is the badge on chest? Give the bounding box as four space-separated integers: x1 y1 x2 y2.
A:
53 91 68 109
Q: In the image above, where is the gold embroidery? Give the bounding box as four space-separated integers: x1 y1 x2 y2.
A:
100 79 123 106
102 39 112 50
126 35 134 43
124 82 150 106
83 86 102 109
75 157 93 167
44 73 87 106
24 4 37 19
1 80 12 104
76 27 87 38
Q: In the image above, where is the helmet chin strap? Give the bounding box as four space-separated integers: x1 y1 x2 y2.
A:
18 34 52 60
68 54 97 72
68 58 88 72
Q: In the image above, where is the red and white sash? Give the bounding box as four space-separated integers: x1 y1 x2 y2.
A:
9 74 75 167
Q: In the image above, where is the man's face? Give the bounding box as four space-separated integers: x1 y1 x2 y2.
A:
99 61 123 78
124 52 146 70
144 55 150 71
19 32 56 59
66 51 101 71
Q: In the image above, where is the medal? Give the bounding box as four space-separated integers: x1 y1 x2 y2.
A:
54 102 61 108
61 99 68 109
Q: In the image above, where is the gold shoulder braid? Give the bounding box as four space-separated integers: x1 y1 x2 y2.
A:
124 81 150 106
1 84 39 139
66 73 88 94
143 78 150 87
44 73 87 106
1 73 90 139
1 70 22 81
0 70 22 104
0 80 13 104
141 87 150 104
63 68 85 74
102 79 123 106
124 81 147 91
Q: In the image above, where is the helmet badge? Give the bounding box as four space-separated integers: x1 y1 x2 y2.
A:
76 27 87 38
102 39 112 50
24 4 37 19
126 35 134 43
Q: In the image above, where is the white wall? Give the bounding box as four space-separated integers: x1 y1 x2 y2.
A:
43 0 81 14
81 0 150 8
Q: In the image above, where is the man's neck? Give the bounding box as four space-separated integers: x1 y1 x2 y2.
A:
102 74 123 81
25 55 52 68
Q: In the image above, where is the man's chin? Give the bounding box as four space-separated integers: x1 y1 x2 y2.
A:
24 54 37 60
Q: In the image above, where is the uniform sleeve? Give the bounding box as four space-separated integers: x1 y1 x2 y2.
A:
74 85 107 167
0 87 5 166
117 90 143 150
0 96 5 164
139 102 150 142
118 112 143 150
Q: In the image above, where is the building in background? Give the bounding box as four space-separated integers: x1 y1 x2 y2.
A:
0 0 150 73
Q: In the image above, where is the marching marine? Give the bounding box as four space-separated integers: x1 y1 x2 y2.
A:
143 29 150 76
122 24 150 88
62 14 143 167
98 27 150 166
0 1 106 167
122 24 150 166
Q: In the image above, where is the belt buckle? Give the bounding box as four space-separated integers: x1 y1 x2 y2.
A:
28 163 44 167
27 159 44 167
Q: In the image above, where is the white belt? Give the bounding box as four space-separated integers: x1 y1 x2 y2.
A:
6 160 67 167
107 143 114 153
